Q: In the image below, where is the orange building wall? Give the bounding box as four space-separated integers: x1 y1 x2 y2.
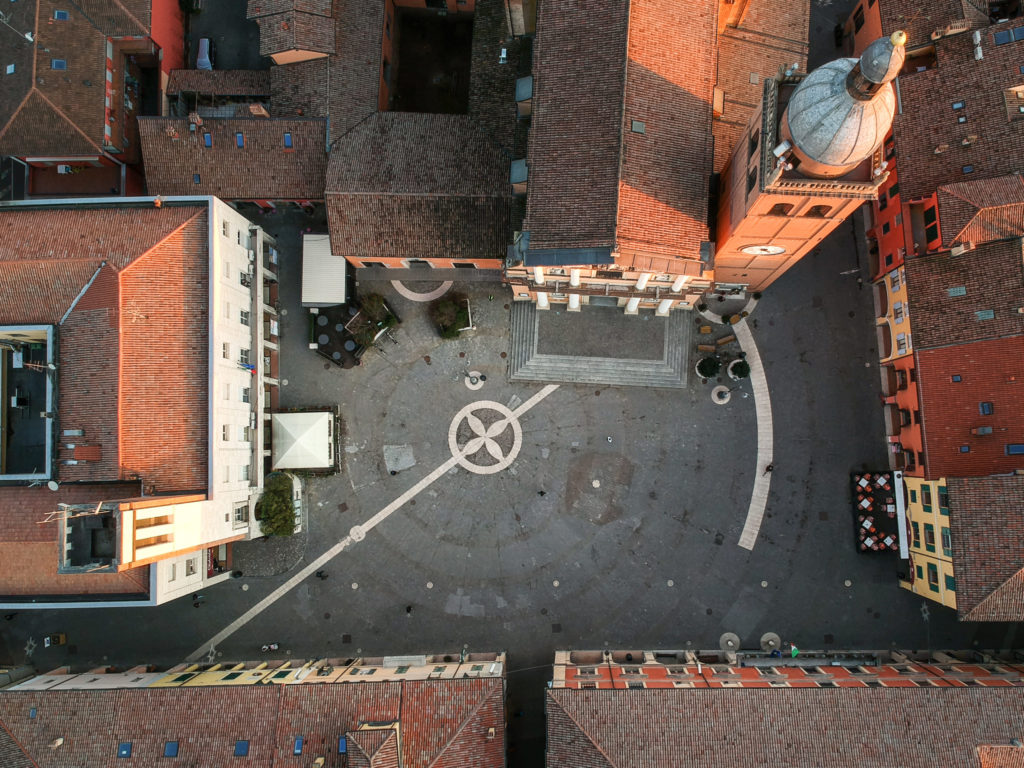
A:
351 256 503 269
867 133 903 280
150 0 185 73
842 0 883 55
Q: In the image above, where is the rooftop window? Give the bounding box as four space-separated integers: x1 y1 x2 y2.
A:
959 445 970 453
234 741 249 757
235 133 244 148
293 737 303 756
163 741 179 758
5 64 13 75
53 9 68 19
117 743 132 758
962 165 974 174
283 132 293 148
994 26 1024 45
203 133 212 148
51 59 67 70
976 309 994 320
193 173 201 184
979 401 994 415
1007 444 1024 455
951 374 962 382
947 286 966 297
952 101 965 110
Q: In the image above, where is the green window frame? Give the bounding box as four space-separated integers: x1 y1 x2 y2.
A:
927 563 939 592
945 574 956 592
924 523 936 553
916 565 923 580
938 485 949 514
909 489 917 504
941 527 952 557
911 522 921 549
921 485 932 512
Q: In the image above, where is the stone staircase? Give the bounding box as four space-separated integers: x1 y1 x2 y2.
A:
507 302 690 389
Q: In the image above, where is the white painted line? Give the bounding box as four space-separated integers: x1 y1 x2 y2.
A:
186 384 561 662
390 280 453 302
734 319 773 551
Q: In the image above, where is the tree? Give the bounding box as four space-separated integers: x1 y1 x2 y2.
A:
255 474 295 537
697 356 721 378
730 360 751 379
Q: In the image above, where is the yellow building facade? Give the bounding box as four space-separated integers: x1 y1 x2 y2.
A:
899 477 956 609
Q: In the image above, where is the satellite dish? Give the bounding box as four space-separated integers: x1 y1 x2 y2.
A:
47 481 59 491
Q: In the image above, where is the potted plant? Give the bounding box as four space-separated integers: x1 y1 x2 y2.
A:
429 293 470 339
728 359 751 380
695 356 721 379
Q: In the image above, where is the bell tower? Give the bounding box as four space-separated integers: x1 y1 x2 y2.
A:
713 32 906 292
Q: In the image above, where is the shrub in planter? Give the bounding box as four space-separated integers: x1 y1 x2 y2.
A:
696 356 721 378
721 313 733 324
430 294 469 339
255 474 296 537
730 360 751 379
361 293 390 323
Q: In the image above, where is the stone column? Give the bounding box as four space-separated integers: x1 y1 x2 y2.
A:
625 297 641 315
568 293 581 312
671 275 688 292
635 273 651 290
657 298 673 316
537 291 549 310
533 266 544 285
569 269 581 287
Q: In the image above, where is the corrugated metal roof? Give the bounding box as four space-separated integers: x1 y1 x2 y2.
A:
301 234 346 306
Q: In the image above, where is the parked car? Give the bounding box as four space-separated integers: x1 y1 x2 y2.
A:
196 38 213 70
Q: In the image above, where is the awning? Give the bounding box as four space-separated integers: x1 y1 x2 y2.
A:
271 411 333 470
302 234 346 307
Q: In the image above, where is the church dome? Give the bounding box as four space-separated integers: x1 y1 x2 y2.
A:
781 32 905 177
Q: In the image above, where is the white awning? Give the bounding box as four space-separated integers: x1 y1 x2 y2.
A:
302 234 346 307
271 411 333 469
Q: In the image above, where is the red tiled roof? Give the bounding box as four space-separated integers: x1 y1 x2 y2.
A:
118 212 209 493
270 59 330 118
948 476 1024 622
878 0 988 45
980 745 1024 768
138 118 328 200
0 719 32 768
546 687 1024 767
0 678 504 766
712 0 810 173
523 0 628 250
916 335 1024 479
893 30 1024 203
0 205 202 322
525 0 717 260
248 0 331 17
903 239 1024 349
254 11 335 57
0 0 153 157
326 0 383 141
325 114 510 259
937 174 1024 247
166 69 272 96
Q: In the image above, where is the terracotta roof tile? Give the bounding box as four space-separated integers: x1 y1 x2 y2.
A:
166 69 272 96
523 0 628 250
937 174 1024 246
547 687 1024 767
948 476 1024 622
270 59 329 118
712 0 810 173
979 745 1024 768
326 113 510 259
893 30 1024 203
916 335 1024 478
138 118 327 199
0 718 33 768
878 0 988 45
119 212 209 493
0 0 153 157
255 11 335 57
903 238 1024 349
326 0 383 141
248 0 332 18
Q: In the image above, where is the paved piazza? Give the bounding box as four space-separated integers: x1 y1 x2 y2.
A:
1 213 1017 764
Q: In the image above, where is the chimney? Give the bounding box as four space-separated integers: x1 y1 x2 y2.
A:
249 103 270 118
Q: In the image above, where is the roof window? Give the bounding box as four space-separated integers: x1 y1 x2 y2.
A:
962 165 974 174
952 101 965 110
163 741 179 758
980 401 994 415
293 737 303 755
233 740 249 757
5 64 13 75
203 133 212 148
630 120 646 134
994 26 1024 45
951 374 962 382
117 742 132 758
1007 444 1024 455
283 132 293 148
51 59 67 70
947 286 966 297
193 173 201 184
54 9 69 19
235 132 244 148
976 309 994 320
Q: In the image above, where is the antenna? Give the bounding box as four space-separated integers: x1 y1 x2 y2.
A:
47 480 59 491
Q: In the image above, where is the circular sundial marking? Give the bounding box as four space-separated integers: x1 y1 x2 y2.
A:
349 525 366 542
447 400 523 475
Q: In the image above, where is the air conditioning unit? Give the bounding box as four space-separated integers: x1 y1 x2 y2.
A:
248 249 256 262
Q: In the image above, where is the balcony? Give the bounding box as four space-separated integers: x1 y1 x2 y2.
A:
882 404 901 437
879 365 898 398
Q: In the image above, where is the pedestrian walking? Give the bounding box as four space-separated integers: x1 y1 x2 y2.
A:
192 593 205 608
261 642 280 652
763 463 774 476
315 570 328 580
405 605 412 615
537 490 546 497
